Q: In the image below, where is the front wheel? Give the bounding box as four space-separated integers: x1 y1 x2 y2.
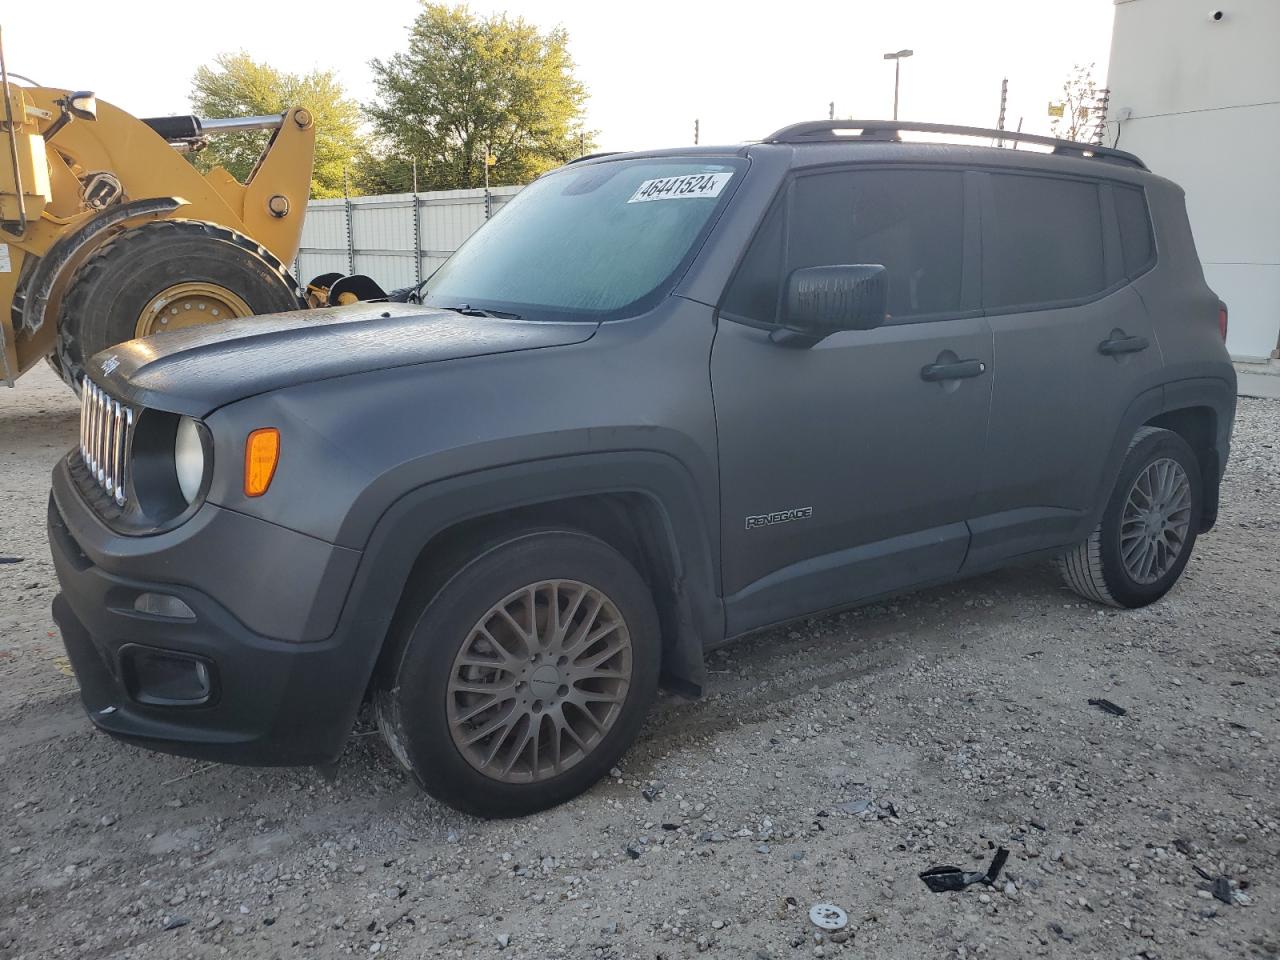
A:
1059 426 1202 608
377 530 660 817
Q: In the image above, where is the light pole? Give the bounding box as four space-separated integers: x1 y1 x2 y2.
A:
883 48 914 121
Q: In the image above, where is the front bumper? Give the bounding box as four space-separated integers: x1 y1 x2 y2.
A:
48 461 377 766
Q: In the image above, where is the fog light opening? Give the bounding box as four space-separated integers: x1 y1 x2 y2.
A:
133 592 196 621
120 645 214 707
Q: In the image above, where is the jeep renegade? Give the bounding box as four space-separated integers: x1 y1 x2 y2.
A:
49 120 1236 816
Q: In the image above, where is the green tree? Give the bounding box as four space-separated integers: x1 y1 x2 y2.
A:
365 3 593 191
189 52 364 198
1049 63 1104 144
349 146 419 196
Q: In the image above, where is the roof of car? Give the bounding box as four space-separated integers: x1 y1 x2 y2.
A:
569 120 1152 184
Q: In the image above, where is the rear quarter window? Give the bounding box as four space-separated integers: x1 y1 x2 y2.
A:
1114 185 1156 278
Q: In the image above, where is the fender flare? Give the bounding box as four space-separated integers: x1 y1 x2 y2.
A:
20 196 186 336
338 451 724 696
1161 375 1236 531
1087 375 1234 537
1086 385 1167 537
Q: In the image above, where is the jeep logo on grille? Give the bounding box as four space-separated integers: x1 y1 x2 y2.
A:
745 506 814 530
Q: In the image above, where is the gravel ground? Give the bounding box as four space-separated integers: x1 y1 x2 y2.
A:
2 362 1278 960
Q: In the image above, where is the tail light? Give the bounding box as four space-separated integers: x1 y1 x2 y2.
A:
1218 304 1229 342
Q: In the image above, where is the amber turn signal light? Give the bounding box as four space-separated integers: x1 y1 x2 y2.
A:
244 428 280 497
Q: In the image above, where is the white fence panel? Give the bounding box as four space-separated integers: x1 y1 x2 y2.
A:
350 195 416 290
302 200 348 248
295 185 524 294
295 200 349 285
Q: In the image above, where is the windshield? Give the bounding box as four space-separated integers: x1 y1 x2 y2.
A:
422 157 746 321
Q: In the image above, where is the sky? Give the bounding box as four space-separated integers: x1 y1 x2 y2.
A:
3 0 1116 151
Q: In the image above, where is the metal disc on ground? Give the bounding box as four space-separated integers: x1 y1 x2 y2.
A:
809 903 848 931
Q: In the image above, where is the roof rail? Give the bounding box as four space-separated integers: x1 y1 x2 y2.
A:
763 120 1146 170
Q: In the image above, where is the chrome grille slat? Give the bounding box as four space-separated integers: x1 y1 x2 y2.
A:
78 385 89 465
82 382 92 471
95 387 105 482
89 384 100 476
96 387 106 483
112 401 120 493
101 388 110 484
78 377 133 507
95 385 104 478
105 401 117 495
121 407 133 505
83 383 92 471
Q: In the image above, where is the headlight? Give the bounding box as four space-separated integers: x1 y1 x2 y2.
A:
115 409 211 530
174 416 206 504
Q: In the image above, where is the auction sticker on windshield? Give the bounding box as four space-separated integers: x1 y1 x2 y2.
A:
628 172 733 203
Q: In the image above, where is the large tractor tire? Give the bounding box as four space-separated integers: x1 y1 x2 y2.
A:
55 220 304 388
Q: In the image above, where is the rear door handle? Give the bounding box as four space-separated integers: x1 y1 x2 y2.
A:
1098 334 1150 356
920 359 987 382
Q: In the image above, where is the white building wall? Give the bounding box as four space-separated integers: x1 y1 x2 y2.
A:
1106 0 1280 361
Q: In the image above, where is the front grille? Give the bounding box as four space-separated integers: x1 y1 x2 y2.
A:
79 378 134 506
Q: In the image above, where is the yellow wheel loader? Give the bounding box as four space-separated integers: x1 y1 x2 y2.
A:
0 33 317 389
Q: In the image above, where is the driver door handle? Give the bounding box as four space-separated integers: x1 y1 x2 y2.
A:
1098 334 1150 356
920 359 987 382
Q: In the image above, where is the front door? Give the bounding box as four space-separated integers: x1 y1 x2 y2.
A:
712 166 994 635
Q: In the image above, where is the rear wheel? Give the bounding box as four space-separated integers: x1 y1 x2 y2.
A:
55 220 303 387
1059 426 1202 608
377 530 660 817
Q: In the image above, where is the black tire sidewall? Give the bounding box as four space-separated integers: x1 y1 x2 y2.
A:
390 531 661 818
58 222 301 380
1099 430 1202 607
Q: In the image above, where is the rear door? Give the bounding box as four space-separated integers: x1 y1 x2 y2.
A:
711 166 994 634
965 171 1166 569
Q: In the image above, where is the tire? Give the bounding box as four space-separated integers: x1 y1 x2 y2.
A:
377 530 661 818
55 220 303 388
1059 426 1202 608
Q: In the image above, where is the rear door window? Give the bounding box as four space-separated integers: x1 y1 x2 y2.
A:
985 174 1106 309
722 168 966 324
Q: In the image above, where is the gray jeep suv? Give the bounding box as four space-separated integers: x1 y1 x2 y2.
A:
49 120 1236 816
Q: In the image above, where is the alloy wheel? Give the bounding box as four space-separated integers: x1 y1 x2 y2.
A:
446 580 633 784
1120 457 1192 585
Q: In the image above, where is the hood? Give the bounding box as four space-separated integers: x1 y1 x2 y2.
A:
88 303 599 416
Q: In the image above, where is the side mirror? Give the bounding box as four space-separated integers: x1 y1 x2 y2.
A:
782 264 888 336
67 92 98 121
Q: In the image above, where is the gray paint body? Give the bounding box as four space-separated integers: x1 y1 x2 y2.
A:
50 138 1236 764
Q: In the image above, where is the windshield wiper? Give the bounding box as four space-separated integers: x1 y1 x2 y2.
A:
437 304 525 321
